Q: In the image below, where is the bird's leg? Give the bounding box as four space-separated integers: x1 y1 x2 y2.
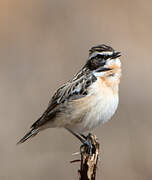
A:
79 133 87 140
65 128 94 155
80 133 95 155
65 128 86 144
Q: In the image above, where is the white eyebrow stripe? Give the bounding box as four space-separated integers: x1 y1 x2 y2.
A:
89 51 113 59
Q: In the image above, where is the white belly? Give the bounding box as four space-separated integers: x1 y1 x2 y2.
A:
82 92 118 131
66 78 119 133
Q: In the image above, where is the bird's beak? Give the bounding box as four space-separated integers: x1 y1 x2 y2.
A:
111 52 121 59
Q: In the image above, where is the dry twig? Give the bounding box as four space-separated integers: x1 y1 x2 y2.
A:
70 134 99 179
78 134 99 180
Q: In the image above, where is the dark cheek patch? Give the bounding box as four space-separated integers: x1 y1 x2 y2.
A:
87 58 106 70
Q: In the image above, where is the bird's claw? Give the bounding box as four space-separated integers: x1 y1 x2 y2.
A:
66 128 95 156
80 133 95 156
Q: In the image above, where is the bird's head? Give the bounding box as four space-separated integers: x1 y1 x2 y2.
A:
85 44 121 80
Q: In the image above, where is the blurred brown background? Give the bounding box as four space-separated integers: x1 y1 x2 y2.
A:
0 0 152 179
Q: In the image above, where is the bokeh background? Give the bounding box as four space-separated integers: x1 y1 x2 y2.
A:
1 0 152 179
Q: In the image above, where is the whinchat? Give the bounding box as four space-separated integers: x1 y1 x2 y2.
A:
17 44 121 145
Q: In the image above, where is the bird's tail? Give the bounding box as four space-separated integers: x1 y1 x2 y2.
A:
17 128 39 145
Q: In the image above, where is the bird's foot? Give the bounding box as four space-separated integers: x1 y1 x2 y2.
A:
65 128 95 156
80 133 96 156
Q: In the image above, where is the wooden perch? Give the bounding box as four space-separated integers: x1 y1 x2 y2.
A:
78 134 100 180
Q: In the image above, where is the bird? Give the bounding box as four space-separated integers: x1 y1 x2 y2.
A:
17 44 121 146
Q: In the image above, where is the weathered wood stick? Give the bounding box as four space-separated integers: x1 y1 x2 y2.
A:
78 134 99 180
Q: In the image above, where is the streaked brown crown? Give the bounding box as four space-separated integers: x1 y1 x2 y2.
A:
89 44 114 56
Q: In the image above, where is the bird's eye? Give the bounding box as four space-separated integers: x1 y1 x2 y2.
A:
96 54 110 60
94 55 106 66
95 54 104 59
